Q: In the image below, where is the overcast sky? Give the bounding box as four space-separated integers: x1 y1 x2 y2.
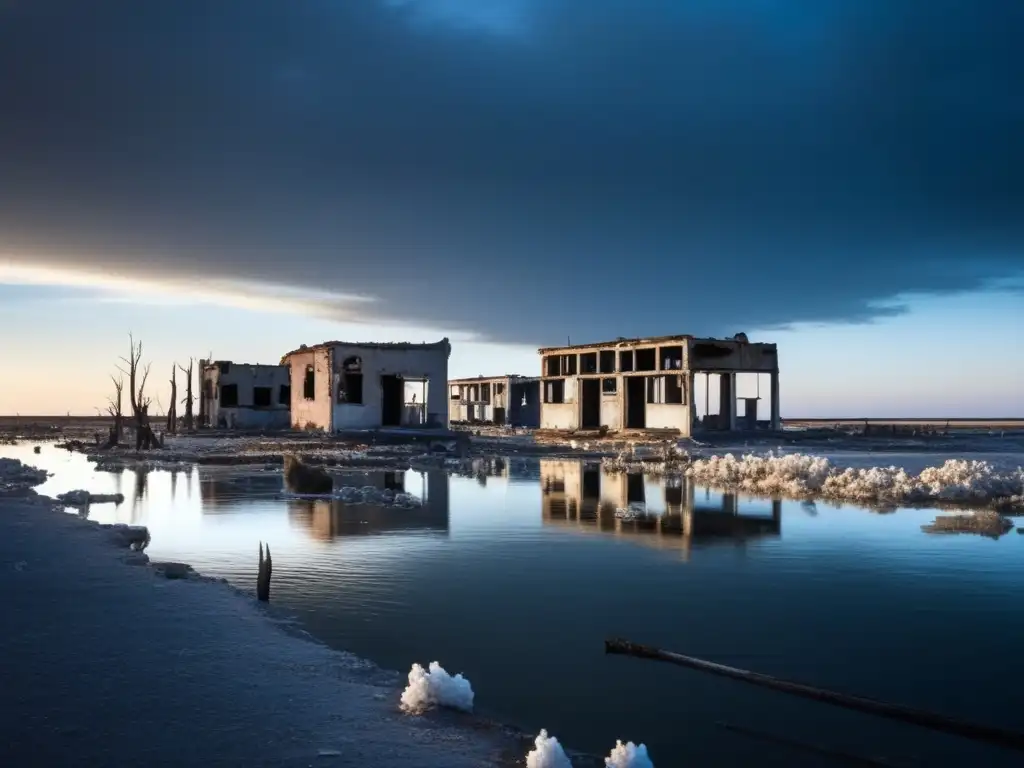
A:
1 1 1021 415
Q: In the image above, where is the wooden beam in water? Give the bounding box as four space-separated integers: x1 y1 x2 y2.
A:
605 638 1024 753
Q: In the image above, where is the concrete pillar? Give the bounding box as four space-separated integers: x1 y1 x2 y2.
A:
770 370 781 430
719 373 736 430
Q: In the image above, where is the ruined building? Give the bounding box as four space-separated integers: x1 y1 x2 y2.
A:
281 339 451 431
198 360 291 429
538 334 779 436
448 375 541 428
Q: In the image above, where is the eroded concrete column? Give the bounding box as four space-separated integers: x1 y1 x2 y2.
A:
719 372 737 430
770 370 781 430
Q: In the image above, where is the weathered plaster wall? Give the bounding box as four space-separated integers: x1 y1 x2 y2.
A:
330 344 450 430
288 349 333 430
203 363 291 430
688 339 778 372
600 391 621 431
541 403 576 430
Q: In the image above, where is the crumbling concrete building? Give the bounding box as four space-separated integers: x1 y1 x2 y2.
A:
448 375 541 427
538 334 779 436
198 360 291 430
281 339 451 431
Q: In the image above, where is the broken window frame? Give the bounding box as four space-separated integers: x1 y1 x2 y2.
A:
601 377 617 394
544 356 561 377
580 352 598 374
278 385 291 405
659 345 684 371
599 350 616 374
561 354 578 376
635 347 656 372
253 386 273 408
544 379 566 404
220 383 239 407
450 385 461 400
619 350 634 372
303 365 315 400
646 375 685 405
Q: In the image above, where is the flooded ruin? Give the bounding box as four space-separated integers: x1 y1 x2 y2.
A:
6 441 1024 767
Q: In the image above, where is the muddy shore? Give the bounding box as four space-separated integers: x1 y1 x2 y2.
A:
0 478 528 767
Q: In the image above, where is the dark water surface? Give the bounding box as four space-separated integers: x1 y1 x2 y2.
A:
7 442 1024 767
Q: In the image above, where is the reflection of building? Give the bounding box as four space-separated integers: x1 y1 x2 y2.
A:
540 459 781 558
288 470 450 541
200 472 284 512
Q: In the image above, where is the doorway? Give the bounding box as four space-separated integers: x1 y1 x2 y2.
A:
493 406 506 425
580 378 601 429
381 375 403 427
625 376 646 429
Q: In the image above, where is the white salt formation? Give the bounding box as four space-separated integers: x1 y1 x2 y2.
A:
605 740 655 768
686 453 1024 509
399 662 474 713
526 729 573 768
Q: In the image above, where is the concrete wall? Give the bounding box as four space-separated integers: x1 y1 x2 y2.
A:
688 338 778 372
202 363 291 430
330 343 450 430
288 348 333 430
541 402 576 430
600 392 621 431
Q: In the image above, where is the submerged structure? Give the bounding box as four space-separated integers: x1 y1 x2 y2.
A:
448 375 541 427
198 360 291 429
281 339 451 431
538 334 780 436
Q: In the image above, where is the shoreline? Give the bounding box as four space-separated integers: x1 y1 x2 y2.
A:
0 478 529 767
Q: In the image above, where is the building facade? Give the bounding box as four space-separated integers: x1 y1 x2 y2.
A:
281 339 451 431
538 334 780 436
448 375 541 428
198 360 291 429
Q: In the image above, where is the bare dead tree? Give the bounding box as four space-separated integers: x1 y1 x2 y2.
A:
167 364 178 434
179 359 195 431
117 333 159 450
103 374 125 447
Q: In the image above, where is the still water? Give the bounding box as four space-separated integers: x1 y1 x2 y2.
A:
8 442 1024 766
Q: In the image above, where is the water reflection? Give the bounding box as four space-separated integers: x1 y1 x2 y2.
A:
286 471 450 541
540 460 781 557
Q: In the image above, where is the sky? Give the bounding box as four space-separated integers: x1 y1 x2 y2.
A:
0 0 1022 417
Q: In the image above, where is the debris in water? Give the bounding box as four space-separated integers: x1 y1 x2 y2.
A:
399 661 474 713
57 490 125 507
921 510 1013 538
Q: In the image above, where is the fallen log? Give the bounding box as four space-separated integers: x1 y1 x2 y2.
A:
605 638 1024 752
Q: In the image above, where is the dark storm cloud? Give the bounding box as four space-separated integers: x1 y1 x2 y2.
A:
0 0 1021 343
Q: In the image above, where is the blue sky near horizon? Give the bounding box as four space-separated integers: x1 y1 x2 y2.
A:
0 1 1022 416
1 276 1020 418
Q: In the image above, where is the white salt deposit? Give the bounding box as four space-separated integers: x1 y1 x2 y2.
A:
0 458 49 491
526 729 573 768
605 740 655 768
399 662 474 714
685 452 1024 509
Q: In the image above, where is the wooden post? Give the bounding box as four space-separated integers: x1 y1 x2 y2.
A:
257 541 273 602
604 638 1024 752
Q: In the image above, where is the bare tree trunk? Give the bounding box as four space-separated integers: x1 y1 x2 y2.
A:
119 333 160 450
167 365 178 434
179 359 195 432
103 374 125 448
